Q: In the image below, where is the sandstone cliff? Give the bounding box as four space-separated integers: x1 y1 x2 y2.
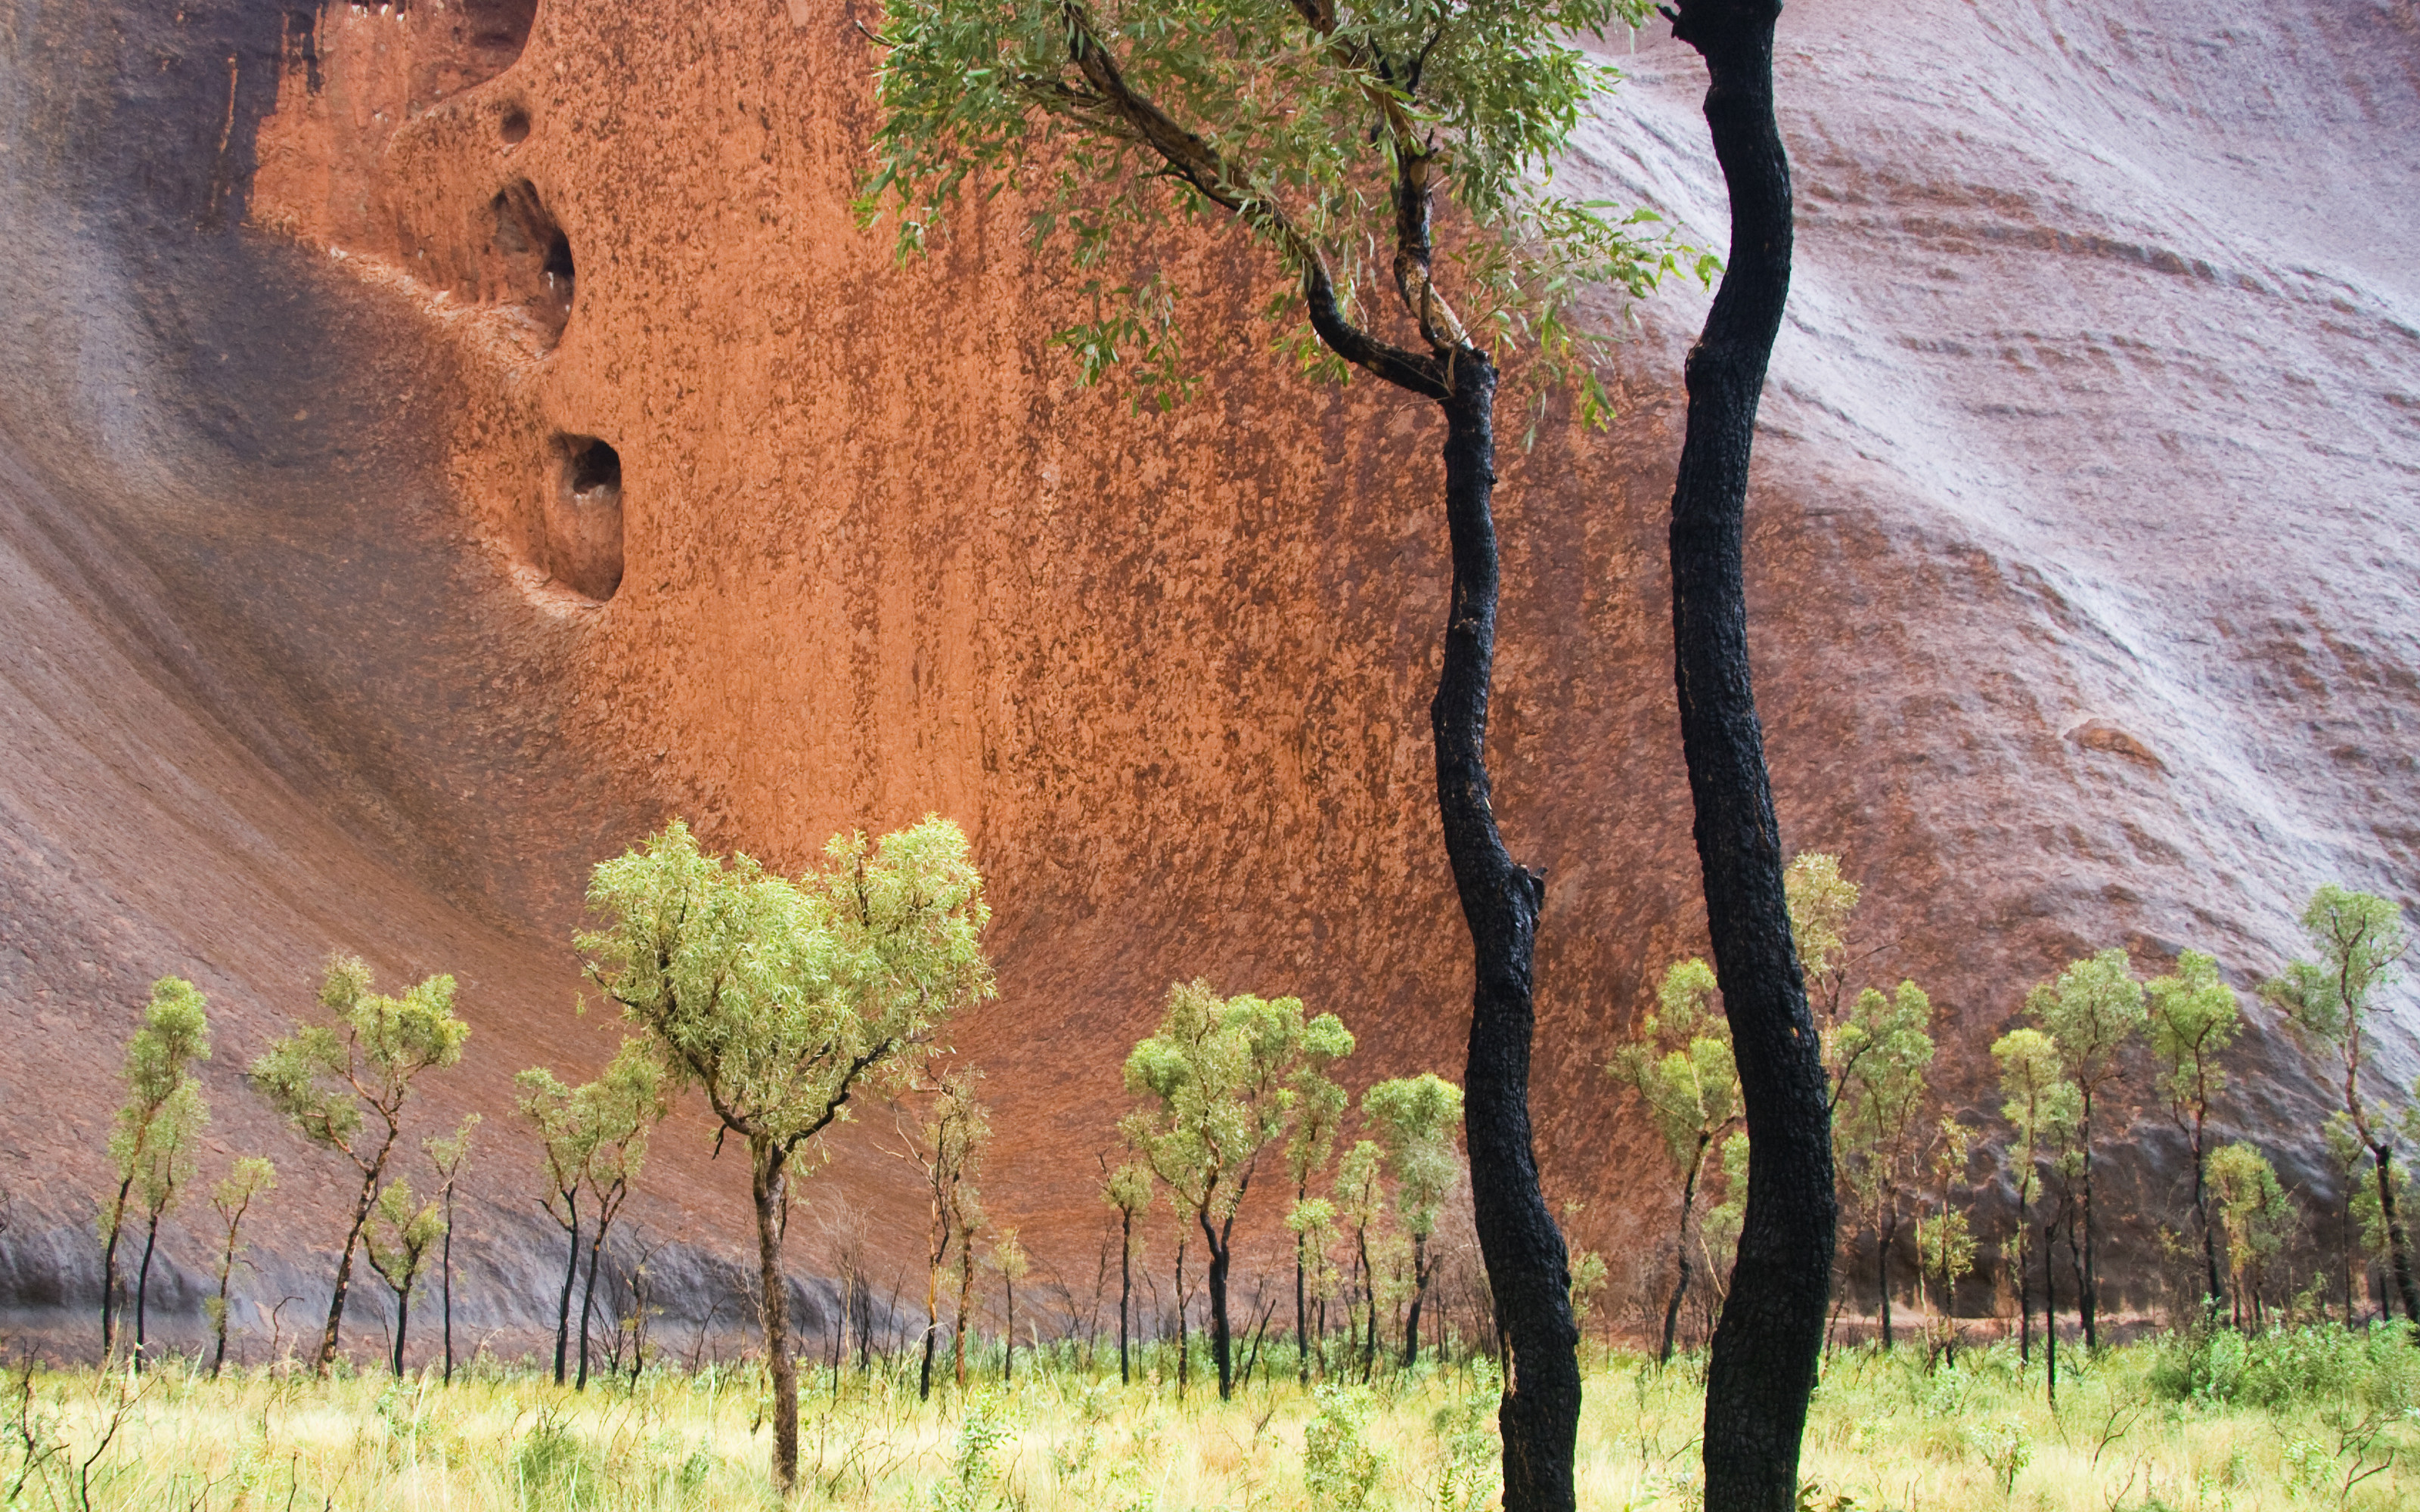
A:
2 0 2415 1352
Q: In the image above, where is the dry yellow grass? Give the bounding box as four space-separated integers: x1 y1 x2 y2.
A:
5 1331 2413 1510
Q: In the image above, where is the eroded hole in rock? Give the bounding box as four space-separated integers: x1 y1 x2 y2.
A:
411 0 538 105
489 179 573 347
547 435 624 602
499 105 531 144
462 0 539 76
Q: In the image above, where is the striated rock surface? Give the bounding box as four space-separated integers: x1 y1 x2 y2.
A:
1 0 2415 1351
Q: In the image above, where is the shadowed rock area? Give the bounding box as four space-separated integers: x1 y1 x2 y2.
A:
2 0 2415 1356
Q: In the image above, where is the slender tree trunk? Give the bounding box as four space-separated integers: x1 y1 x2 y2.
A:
133 1213 162 1371
392 1286 411 1376
1876 1211 1892 1351
2371 1143 2420 1328
441 1188 457 1384
751 1146 799 1493
552 1192 580 1386
1201 1214 1235 1399
1295 1220 1311 1385
1426 346 1580 1512
1401 1235 1429 1368
1662 1140 1708 1365
1667 8 1835 1508
318 1170 383 1374
210 1259 234 1378
2015 1215 2031 1365
1174 1232 1190 1397
576 1229 606 1390
2192 1123 2223 1320
2079 1094 2098 1350
100 1179 132 1361
954 1242 975 1388
1118 1212 1132 1386
1002 1271 1015 1382
2043 1220 2057 1408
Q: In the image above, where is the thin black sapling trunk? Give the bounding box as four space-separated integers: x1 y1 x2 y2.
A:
1401 1232 1429 1368
1297 1228 1316 1383
318 1128 400 1374
576 1231 603 1390
1876 1205 1897 1350
99 1176 134 1361
441 1182 458 1383
2372 1141 2420 1325
551 1188 581 1386
2043 1219 2058 1408
1174 1232 1190 1397
1118 1207 1133 1385
1665 4 1836 1508
1661 1133 1711 1365
392 1285 412 1376
133 1211 162 1370
2077 1085 2099 1350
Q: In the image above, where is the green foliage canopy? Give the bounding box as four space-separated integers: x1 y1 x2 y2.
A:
861 0 1685 412
583 817 993 1161
1360 1073 1463 1244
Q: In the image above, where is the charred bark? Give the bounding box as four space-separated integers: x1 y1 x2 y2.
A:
1665 3 1835 1507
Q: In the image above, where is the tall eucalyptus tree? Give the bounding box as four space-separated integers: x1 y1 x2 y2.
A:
863 5 1676 1500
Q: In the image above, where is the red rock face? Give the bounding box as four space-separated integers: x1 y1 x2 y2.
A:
2 0 2415 1350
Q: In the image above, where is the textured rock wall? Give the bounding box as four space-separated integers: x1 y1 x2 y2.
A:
2 0 2415 1352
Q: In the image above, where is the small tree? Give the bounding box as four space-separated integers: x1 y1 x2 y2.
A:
573 1044 665 1390
1288 1195 1341 1377
994 1228 1029 1381
1362 1074 1464 1367
250 956 468 1374
2260 885 2417 1328
903 1069 989 1401
513 1067 597 1384
1122 981 1341 1399
1335 1139 1388 1380
1608 959 1739 1364
424 1115 477 1384
128 1073 206 1370
1914 1117 1975 1364
1992 1027 2077 1365
1283 1018 1354 1383
2024 948 2145 1349
99 978 210 1362
205 1157 275 1377
364 1178 445 1376
1103 1158 1154 1384
2145 950 2242 1319
1784 854 1861 1027
1829 981 1934 1350
585 817 991 1489
2207 1143 2291 1331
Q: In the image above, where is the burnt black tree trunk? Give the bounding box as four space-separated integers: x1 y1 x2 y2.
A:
1201 1212 1238 1399
550 1190 580 1386
1118 1206 1134 1385
1052 17 1580 1501
132 1211 163 1371
1429 350 1583 1512
1666 5 1836 1509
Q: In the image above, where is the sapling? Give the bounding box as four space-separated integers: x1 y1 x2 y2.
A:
99 978 209 1362
250 956 467 1374
204 1157 274 1378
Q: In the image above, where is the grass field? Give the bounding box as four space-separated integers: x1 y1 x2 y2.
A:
5 1327 2415 1510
